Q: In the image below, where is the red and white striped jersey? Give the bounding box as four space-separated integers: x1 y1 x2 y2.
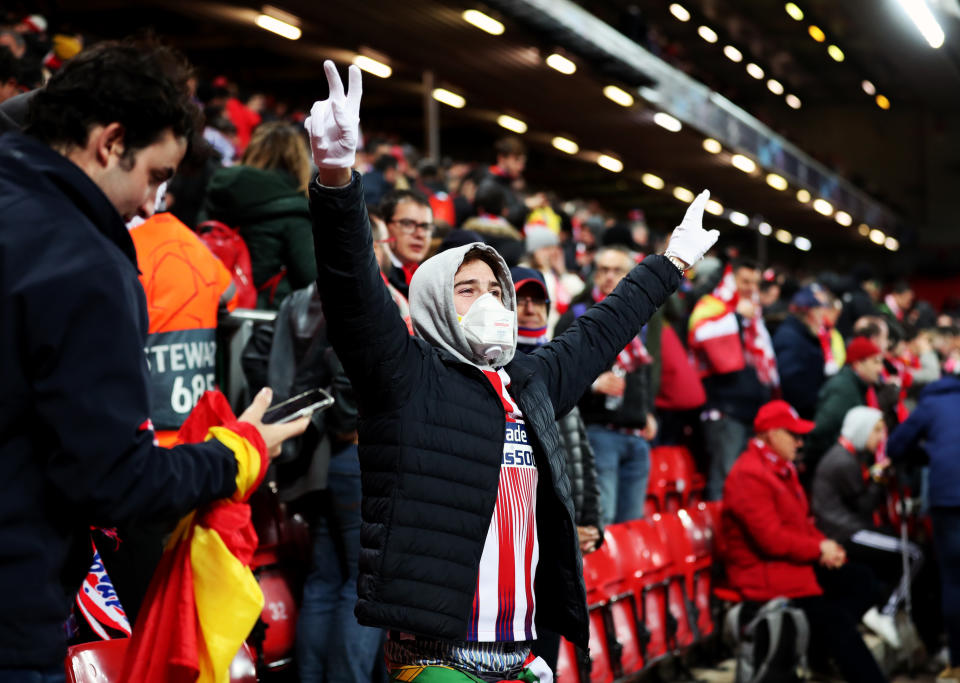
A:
467 369 539 642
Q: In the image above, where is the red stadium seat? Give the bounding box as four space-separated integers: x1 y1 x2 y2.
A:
556 636 587 683
250 564 299 670
701 500 723 538
646 448 668 516
65 638 127 683
65 638 257 683
582 529 645 678
586 609 615 683
677 505 717 638
620 520 676 662
649 513 699 649
647 446 705 514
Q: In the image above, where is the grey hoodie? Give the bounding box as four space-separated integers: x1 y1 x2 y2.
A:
409 242 517 368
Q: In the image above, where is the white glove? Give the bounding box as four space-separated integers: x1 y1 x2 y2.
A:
664 189 720 268
304 60 362 169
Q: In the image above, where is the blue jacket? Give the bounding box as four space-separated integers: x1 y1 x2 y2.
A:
0 132 239 668
772 315 824 420
887 375 960 508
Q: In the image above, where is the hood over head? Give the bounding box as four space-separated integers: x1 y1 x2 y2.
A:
840 406 884 451
409 241 517 368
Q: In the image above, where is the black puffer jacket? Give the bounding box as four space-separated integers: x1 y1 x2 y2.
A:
557 406 602 534
311 174 680 648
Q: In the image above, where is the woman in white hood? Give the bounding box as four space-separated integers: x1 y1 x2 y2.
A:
811 405 923 650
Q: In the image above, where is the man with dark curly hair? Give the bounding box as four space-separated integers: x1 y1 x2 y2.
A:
0 40 306 678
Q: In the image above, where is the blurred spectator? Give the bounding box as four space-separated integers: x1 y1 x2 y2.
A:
854 315 891 354
414 158 457 227
512 265 602 672
0 46 19 103
908 300 938 331
837 264 881 339
0 29 25 59
556 246 659 524
164 129 222 229
253 281 379 683
880 280 915 324
821 288 847 374
363 152 398 207
462 179 523 254
721 401 887 683
452 165 485 226
888 375 960 679
811 406 922 648
601 222 645 253
513 265 603 548
899 327 941 400
224 86 262 153
202 103 238 166
758 277 786 334
758 277 780 309
653 316 707 445
774 284 832 419
379 188 433 298
0 88 30 133
438 227 483 254
370 209 412 333
689 259 777 500
523 224 583 333
42 33 82 73
806 337 884 477
477 135 542 229
855 315 915 432
201 121 317 309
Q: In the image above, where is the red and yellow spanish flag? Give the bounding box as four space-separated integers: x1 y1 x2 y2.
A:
121 391 268 683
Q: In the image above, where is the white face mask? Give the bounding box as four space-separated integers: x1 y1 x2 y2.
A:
458 291 516 365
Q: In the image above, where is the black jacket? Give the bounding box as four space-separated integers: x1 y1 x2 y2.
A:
386 262 410 299
310 173 680 648
0 132 239 668
0 90 31 134
837 287 879 339
557 406 603 534
773 315 825 420
241 283 358 500
806 366 870 470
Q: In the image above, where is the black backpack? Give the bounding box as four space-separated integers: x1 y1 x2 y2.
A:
724 597 810 683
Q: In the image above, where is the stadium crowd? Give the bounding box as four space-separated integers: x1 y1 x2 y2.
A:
2 14 960 683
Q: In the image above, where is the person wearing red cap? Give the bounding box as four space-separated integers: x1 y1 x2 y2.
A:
805 336 885 481
721 400 887 683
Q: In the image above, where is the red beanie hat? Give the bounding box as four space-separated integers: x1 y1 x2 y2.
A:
846 336 882 364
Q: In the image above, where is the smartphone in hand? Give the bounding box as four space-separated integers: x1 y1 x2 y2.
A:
262 387 335 424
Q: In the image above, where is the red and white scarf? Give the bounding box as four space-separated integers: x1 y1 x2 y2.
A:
591 286 653 372
884 294 905 321
690 267 778 387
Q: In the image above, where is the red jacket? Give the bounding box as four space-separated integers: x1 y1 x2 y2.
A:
721 439 825 601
